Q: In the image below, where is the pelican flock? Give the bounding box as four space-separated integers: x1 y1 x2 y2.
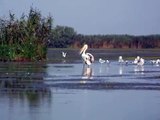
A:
78 44 160 68
80 44 94 66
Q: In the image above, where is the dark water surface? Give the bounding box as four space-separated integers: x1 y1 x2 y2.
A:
0 49 160 120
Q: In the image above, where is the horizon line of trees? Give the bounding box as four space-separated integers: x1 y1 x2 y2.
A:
0 7 160 61
49 26 160 49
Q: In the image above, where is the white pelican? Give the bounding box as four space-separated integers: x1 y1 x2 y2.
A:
137 58 144 66
62 51 67 58
134 56 144 66
118 56 124 64
133 56 140 64
155 59 160 65
80 44 94 66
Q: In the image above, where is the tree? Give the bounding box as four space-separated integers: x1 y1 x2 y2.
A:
49 25 76 48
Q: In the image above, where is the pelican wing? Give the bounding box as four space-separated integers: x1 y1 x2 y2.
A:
86 53 94 63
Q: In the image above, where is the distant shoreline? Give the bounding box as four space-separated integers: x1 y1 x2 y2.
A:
47 48 160 62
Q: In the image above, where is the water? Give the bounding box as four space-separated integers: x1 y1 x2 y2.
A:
0 49 160 120
1 89 160 120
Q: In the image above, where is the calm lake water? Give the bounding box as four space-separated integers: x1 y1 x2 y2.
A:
0 49 160 120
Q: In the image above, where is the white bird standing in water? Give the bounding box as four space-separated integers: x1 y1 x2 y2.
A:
138 58 144 66
134 56 144 66
118 56 124 64
133 56 140 64
80 44 94 66
155 59 160 65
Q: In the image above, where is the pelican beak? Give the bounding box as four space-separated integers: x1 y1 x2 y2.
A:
80 46 84 54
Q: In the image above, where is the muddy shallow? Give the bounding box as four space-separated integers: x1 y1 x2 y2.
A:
0 49 160 120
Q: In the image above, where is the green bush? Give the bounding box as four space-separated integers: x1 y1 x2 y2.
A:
0 7 53 61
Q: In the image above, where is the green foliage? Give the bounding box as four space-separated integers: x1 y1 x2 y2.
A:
46 22 160 49
49 25 76 48
49 32 160 49
0 7 53 61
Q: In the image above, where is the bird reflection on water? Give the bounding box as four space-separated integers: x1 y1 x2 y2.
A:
119 66 123 75
81 66 93 82
134 65 144 74
0 62 52 113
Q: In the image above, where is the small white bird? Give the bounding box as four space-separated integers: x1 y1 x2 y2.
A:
133 56 140 64
62 51 67 58
106 60 110 64
80 44 94 66
99 58 105 64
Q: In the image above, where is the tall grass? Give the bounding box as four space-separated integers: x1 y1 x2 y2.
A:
0 7 52 61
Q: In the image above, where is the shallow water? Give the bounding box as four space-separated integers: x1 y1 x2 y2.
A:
0 49 160 120
45 61 160 90
0 89 160 120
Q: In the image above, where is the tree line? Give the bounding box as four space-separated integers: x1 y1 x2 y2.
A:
49 27 160 49
0 7 160 61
